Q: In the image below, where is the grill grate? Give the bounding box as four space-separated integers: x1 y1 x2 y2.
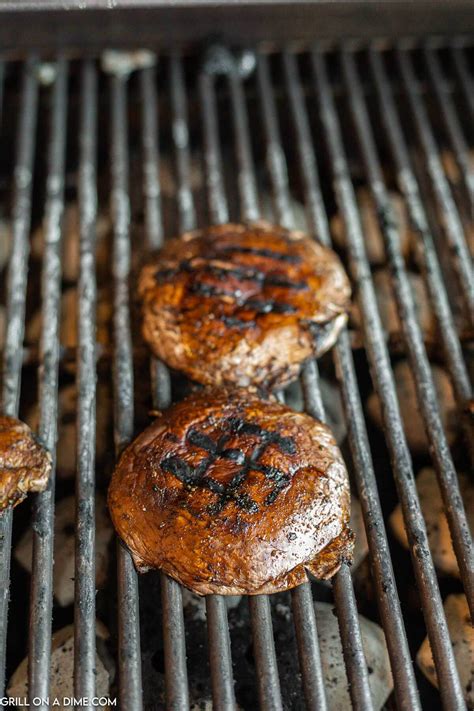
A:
0 40 472 710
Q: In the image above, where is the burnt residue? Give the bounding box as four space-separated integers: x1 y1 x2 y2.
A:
189 284 298 318
226 418 297 455
155 258 306 321
243 299 297 315
219 245 301 264
159 416 297 515
189 282 236 299
156 260 308 291
218 315 255 329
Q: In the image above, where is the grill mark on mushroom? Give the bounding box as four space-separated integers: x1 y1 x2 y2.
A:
161 417 296 514
155 260 308 291
219 245 301 263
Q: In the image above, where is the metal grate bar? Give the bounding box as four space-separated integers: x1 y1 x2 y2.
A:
110 71 143 710
197 57 285 710
300 369 374 711
174 54 236 711
228 52 374 711
290 578 328 711
224 60 286 711
170 54 197 233
140 65 163 250
139 59 189 708
256 54 329 711
228 68 260 222
332 567 378 709
256 56 293 225
279 51 419 711
246 595 282 711
450 42 474 121
160 573 189 710
170 53 196 237
341 46 474 617
74 59 98 699
333 335 421 711
368 46 474 462
396 45 474 318
206 595 237 710
28 57 68 707
281 53 329 246
180 58 242 711
140 61 190 710
423 43 474 213
312 46 467 709
0 57 39 695
279 50 377 711
170 53 237 711
196 69 245 711
200 72 231 225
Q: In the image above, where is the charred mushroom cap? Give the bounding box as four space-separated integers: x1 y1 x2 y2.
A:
138 221 351 391
108 388 353 595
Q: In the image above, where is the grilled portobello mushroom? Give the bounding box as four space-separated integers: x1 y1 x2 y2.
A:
108 388 353 595
138 221 351 390
0 415 52 510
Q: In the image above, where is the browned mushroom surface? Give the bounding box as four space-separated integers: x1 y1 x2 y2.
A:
108 388 353 595
0 415 52 510
138 221 351 390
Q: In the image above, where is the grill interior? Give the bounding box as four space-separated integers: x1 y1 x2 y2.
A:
1 38 473 710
